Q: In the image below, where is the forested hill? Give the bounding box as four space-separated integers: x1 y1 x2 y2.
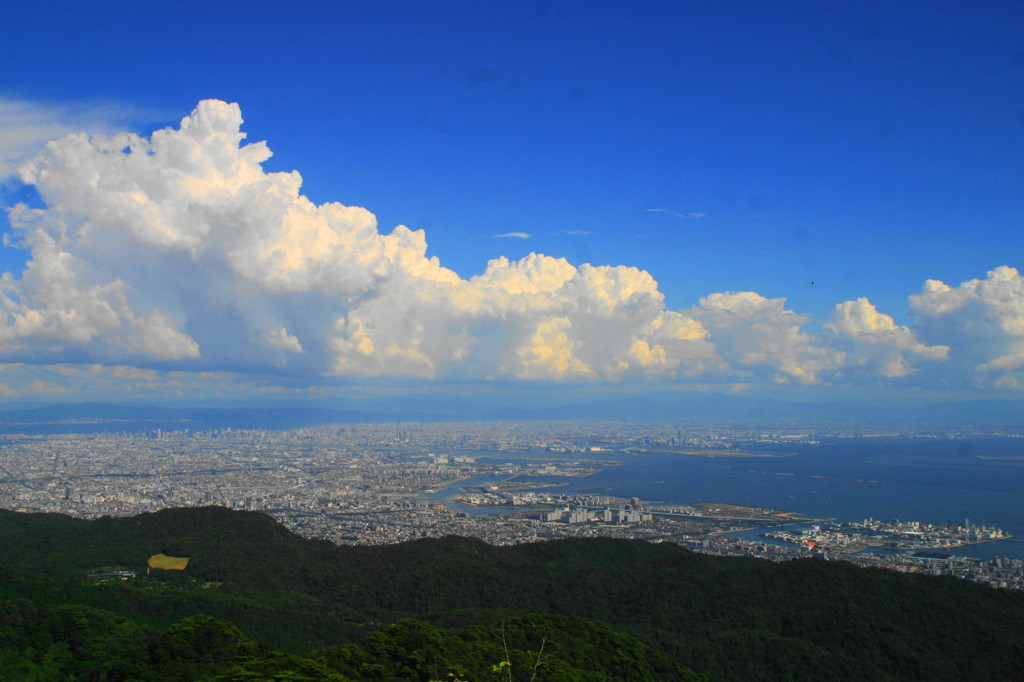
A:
1 507 1023 680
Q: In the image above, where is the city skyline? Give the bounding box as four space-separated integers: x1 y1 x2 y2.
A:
2 420 1022 588
0 1 1022 409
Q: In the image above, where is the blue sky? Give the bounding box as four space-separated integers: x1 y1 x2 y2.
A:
0 1 1022 408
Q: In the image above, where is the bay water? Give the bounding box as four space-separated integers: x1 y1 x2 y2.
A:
428 437 1024 560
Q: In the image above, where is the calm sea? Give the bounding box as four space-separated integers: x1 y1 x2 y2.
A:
426 437 1024 560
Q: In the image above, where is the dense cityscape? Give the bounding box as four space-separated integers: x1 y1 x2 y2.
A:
1 419 1023 591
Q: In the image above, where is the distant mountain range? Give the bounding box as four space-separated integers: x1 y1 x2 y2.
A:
0 506 1022 680
0 395 1019 433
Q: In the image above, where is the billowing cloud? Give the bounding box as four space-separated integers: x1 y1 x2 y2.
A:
909 266 1024 387
826 298 948 378
689 292 842 384
0 97 157 179
6 100 731 382
0 99 1016 394
267 327 303 354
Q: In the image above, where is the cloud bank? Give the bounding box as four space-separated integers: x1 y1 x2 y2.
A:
1 100 1021 394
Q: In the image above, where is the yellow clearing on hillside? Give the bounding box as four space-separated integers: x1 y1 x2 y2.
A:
148 553 189 570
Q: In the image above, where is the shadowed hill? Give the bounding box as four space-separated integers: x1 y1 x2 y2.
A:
1 507 1023 680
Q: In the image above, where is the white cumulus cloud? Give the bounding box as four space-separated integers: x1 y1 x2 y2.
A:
825 298 948 378
689 291 842 385
0 99 1013 394
267 327 304 354
0 97 158 179
909 266 1024 385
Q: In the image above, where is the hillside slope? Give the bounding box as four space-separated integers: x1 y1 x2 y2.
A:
1 507 1022 680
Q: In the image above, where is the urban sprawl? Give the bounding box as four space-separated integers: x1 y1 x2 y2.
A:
1 420 1022 590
